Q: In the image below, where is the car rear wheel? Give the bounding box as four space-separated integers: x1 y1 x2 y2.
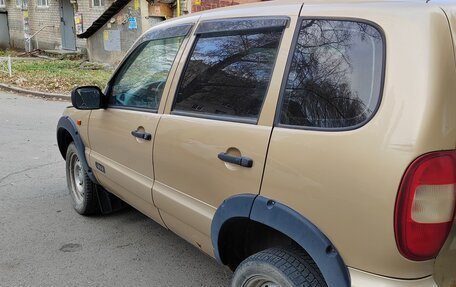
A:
65 142 99 215
231 246 327 287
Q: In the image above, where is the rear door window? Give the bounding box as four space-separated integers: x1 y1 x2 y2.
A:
278 19 384 129
172 17 288 122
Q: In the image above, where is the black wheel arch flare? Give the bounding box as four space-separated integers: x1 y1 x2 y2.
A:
56 116 99 184
211 194 350 287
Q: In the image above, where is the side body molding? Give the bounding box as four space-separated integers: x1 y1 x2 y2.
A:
56 116 98 184
211 195 350 287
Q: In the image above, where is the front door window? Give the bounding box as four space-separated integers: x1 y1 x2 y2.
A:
109 37 184 111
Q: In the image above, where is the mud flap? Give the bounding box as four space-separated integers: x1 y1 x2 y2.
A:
95 185 127 215
434 220 456 287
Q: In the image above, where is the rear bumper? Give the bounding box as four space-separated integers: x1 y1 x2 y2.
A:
350 268 437 287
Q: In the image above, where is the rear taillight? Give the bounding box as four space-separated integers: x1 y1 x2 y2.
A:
395 151 456 261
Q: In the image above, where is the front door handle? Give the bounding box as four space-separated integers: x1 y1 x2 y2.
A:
131 130 152 141
217 152 253 168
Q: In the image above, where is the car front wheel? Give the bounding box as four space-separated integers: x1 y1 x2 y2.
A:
65 142 99 215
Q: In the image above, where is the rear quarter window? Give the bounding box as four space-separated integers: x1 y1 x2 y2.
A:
279 19 384 130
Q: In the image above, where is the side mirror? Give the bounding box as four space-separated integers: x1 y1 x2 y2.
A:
71 86 104 110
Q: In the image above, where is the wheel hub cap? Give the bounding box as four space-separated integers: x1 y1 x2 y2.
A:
243 276 280 287
69 154 84 204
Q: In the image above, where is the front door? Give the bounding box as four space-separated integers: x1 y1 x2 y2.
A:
87 34 187 222
152 17 291 256
60 0 75 50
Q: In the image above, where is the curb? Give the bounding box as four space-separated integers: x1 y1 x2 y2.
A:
0 83 70 101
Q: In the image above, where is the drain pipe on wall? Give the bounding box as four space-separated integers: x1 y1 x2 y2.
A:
177 0 180 17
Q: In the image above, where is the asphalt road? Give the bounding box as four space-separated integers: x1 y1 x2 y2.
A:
0 91 231 286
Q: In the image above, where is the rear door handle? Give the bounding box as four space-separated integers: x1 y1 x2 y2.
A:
131 130 152 141
217 152 253 168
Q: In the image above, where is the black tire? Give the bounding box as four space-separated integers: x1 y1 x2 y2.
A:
65 142 99 215
231 246 327 287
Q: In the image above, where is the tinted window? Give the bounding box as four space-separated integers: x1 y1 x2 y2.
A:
279 20 384 129
109 37 184 110
173 29 283 120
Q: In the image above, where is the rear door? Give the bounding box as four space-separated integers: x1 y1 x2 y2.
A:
152 15 297 256
87 23 193 222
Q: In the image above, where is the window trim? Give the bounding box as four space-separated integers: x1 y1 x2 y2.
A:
16 0 27 8
139 24 194 43
107 105 159 114
170 17 288 125
172 110 257 125
91 0 104 8
274 17 387 132
195 16 289 35
104 25 193 113
36 0 49 8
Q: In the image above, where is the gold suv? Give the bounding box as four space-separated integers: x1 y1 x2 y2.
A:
57 1 456 286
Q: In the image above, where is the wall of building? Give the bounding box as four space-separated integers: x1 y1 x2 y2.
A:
4 0 26 49
74 0 115 48
2 0 117 52
86 0 144 65
3 0 264 58
3 0 84 51
27 0 62 50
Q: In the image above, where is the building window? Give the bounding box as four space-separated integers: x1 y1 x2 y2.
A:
16 0 28 8
37 0 49 7
0 0 5 8
92 0 105 7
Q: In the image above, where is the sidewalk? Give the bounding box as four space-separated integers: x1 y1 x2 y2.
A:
0 82 70 101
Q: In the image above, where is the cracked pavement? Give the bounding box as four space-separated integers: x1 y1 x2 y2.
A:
0 92 231 286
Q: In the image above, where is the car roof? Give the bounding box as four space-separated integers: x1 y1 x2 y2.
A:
200 0 429 10
145 0 439 34
181 0 431 18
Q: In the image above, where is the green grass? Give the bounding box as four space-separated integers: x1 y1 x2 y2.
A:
0 59 112 94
